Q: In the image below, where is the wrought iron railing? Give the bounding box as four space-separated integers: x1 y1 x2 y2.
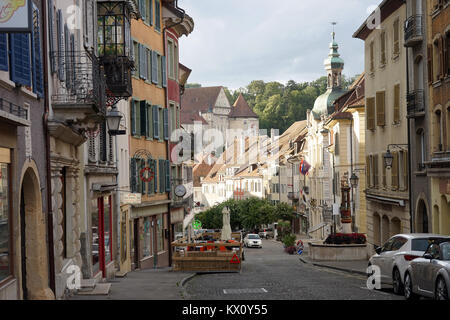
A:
101 56 133 98
407 90 425 116
0 98 28 120
404 15 423 46
51 51 105 111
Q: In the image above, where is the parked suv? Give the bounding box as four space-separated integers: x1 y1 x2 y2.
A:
259 228 274 239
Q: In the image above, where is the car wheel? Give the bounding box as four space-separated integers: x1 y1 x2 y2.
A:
392 268 404 295
435 277 449 300
404 272 418 300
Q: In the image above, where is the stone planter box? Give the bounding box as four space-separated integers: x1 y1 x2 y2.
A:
308 242 369 261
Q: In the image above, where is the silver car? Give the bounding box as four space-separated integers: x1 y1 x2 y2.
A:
404 241 450 300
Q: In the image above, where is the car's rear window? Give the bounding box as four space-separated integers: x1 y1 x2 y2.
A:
412 238 449 251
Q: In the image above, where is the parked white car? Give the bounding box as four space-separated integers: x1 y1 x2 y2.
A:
244 234 262 248
404 241 450 300
368 234 450 295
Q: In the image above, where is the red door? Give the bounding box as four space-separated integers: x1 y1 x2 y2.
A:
96 196 112 277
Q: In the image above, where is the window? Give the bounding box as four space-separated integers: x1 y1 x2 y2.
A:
132 41 139 77
376 91 386 126
434 109 443 152
391 237 408 251
382 153 387 188
445 32 450 76
130 99 141 137
433 37 442 81
168 40 174 79
393 19 400 55
393 84 400 123
334 132 339 155
0 149 11 282
373 154 379 188
381 237 396 252
369 41 375 72
399 150 408 191
380 31 386 65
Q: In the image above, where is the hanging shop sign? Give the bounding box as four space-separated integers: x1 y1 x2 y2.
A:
121 192 142 205
0 0 32 32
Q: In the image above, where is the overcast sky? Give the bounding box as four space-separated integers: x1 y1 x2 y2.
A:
178 0 378 91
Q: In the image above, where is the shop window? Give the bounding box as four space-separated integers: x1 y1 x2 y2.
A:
143 217 153 257
0 149 11 282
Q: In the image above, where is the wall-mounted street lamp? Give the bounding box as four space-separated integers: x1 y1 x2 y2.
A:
350 172 359 189
106 105 125 136
384 144 408 169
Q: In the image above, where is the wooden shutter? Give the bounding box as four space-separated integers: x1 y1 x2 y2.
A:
10 33 31 86
403 151 408 191
140 100 147 136
380 31 386 65
393 19 399 55
373 154 379 188
146 102 152 139
56 9 65 81
392 152 399 190
147 159 153 195
153 105 159 138
151 50 158 84
370 42 374 72
155 0 161 31
0 34 8 71
131 99 136 136
376 91 385 126
140 0 147 22
366 156 371 188
130 158 137 193
162 55 167 87
334 132 339 155
367 97 375 130
139 44 146 79
149 0 153 25
163 108 169 140
135 100 141 136
159 159 164 193
428 45 433 84
153 159 158 193
32 4 44 97
165 160 171 192
382 153 387 188
394 84 400 123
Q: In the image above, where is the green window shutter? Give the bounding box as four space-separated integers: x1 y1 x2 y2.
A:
130 158 137 193
135 100 141 136
131 99 136 136
149 0 153 25
153 159 158 193
163 108 169 140
140 100 147 136
155 0 161 31
147 102 153 139
140 159 146 194
165 160 171 192
147 158 153 195
159 159 164 193
153 105 159 139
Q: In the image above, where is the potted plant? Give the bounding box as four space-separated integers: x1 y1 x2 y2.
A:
282 234 297 254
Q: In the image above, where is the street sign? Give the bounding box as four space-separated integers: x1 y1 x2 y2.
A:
0 0 32 32
120 192 141 205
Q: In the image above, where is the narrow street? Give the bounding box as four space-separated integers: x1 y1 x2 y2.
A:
184 240 403 300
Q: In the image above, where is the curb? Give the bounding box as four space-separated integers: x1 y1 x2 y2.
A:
311 262 368 276
180 273 197 288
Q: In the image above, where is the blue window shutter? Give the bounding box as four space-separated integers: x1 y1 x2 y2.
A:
146 102 153 139
10 33 31 87
153 105 159 139
140 0 146 21
140 159 146 194
0 33 8 71
162 55 167 87
139 44 145 79
130 158 137 193
32 4 44 97
165 160 171 192
131 100 136 135
163 108 169 140
155 0 161 31
151 50 158 84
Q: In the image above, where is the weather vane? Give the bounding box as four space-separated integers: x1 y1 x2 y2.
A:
331 22 337 40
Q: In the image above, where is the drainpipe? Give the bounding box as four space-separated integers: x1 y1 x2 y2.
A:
406 44 414 232
42 0 56 294
350 117 355 232
162 0 185 267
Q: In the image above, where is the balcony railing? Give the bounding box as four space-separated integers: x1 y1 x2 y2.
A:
101 56 133 98
51 51 105 112
404 15 423 47
407 90 425 117
0 98 28 120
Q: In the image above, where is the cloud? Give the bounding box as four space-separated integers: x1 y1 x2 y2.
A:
179 0 375 90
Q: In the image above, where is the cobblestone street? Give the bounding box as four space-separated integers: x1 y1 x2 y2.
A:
184 240 403 300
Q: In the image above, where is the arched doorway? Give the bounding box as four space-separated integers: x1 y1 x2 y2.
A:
416 200 429 233
20 167 54 300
